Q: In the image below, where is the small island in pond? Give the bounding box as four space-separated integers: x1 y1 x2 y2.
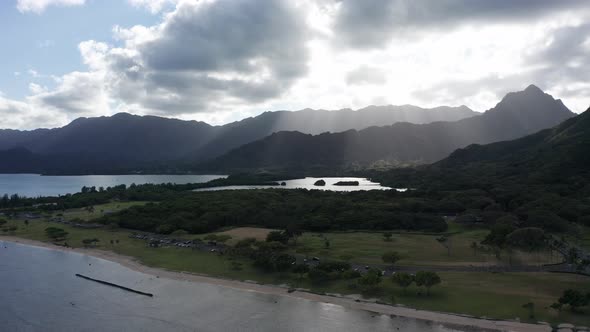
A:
333 181 360 186
313 179 326 186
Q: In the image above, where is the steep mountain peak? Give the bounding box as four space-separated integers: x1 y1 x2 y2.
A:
499 84 550 104
487 85 573 121
524 84 544 94
111 112 136 118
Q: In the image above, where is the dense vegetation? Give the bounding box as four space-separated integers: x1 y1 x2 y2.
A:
367 107 590 234
0 183 207 210
98 189 449 234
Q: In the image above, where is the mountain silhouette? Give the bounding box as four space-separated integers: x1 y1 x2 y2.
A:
0 104 476 174
202 85 574 172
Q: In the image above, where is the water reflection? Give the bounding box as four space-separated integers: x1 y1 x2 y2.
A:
195 177 400 192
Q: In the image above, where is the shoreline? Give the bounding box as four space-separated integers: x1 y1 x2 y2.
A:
0 236 552 332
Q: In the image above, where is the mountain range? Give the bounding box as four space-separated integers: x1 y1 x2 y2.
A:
0 85 574 174
0 104 475 174
372 102 590 196
202 85 574 172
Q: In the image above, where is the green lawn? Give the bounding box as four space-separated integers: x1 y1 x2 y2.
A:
295 231 561 266
308 271 590 326
2 213 588 326
1 218 286 284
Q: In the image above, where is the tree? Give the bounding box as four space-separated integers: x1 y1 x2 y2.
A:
285 223 303 246
274 253 296 272
257 241 287 252
235 237 257 248
549 302 563 312
382 251 401 267
45 227 68 241
566 247 579 264
308 268 331 284
506 227 547 251
415 271 441 295
358 270 382 287
436 236 451 256
383 232 393 242
522 302 535 319
483 223 516 248
470 242 478 256
292 264 309 280
558 289 589 312
391 272 413 294
82 238 100 248
576 258 590 273
266 231 289 245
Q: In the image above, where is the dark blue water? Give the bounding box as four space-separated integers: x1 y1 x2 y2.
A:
0 174 226 197
0 241 464 332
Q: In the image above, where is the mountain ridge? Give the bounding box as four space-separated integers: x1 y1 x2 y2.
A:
0 103 477 173
201 85 575 172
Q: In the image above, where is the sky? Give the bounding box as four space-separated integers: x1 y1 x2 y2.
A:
1 0 590 130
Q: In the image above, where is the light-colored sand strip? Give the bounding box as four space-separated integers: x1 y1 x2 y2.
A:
0 236 551 332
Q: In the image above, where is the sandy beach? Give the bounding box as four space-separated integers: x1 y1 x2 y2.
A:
0 235 552 332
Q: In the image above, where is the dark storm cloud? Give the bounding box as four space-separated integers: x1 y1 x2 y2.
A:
530 23 590 76
142 0 307 77
107 0 310 114
333 0 590 48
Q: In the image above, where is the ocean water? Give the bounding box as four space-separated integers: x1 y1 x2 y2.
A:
0 174 226 197
0 241 464 332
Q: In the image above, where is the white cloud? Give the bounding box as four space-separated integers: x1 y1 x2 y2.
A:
6 0 590 130
127 0 178 13
27 69 40 78
0 95 66 130
346 65 387 85
17 0 86 14
33 71 110 115
86 0 310 115
28 83 47 94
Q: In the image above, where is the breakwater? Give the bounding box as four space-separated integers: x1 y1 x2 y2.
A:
75 273 154 297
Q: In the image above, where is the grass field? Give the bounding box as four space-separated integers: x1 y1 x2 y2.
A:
295 230 561 266
314 271 590 326
2 209 588 326
187 224 560 267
